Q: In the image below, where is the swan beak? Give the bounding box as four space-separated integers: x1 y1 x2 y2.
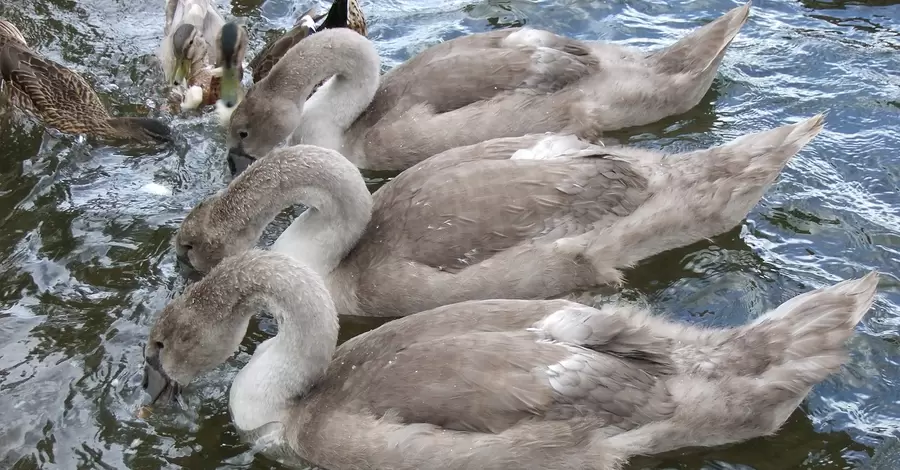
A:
173 59 191 86
227 147 257 177
142 359 180 406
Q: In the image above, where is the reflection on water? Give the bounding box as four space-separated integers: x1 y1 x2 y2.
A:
1 0 899 469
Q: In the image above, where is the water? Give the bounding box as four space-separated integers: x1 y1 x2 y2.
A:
0 0 898 468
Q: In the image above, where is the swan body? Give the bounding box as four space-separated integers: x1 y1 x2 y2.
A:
144 249 879 470
226 2 752 173
0 19 171 143
177 116 824 318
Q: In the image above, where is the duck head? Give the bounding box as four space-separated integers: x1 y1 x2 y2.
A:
171 23 208 86
215 21 248 108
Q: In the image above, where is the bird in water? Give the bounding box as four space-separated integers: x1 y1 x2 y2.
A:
0 19 171 144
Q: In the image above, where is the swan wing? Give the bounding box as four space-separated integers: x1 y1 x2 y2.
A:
320 299 675 434
355 28 599 132
361 136 649 274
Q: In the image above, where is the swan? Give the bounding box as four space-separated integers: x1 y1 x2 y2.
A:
225 2 752 174
0 19 171 144
142 249 879 470
175 115 824 318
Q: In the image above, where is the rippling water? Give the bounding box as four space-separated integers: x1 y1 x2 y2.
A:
1 0 899 468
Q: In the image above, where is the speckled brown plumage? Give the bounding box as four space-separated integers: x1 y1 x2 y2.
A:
159 0 229 109
0 19 171 143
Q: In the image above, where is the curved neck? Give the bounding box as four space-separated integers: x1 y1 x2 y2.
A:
213 145 373 278
224 256 340 432
261 29 381 160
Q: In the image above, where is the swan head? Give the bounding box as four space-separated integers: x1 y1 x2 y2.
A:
171 23 208 86
174 193 259 274
226 89 302 176
143 253 259 406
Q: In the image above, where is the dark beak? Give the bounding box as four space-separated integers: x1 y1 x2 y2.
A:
143 350 181 406
174 243 192 268
227 146 257 178
173 244 205 282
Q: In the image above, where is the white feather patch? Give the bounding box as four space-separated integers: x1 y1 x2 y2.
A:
502 28 556 48
299 15 316 31
511 134 588 160
181 85 205 110
533 305 599 344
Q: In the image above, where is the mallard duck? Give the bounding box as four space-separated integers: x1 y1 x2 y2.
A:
174 116 822 318
225 2 751 174
143 249 878 470
213 0 367 123
159 0 231 111
0 19 171 144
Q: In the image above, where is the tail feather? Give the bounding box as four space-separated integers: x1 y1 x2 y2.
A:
753 272 878 400
758 271 878 359
651 1 751 75
574 115 824 285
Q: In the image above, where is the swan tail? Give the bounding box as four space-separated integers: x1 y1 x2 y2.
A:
751 272 877 398
565 114 823 286
650 1 751 76
596 274 876 459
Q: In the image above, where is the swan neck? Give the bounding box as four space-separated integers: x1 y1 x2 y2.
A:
266 159 372 278
228 272 339 433
218 146 373 278
273 31 380 160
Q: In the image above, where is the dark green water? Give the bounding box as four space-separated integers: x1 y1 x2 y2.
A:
1 0 899 468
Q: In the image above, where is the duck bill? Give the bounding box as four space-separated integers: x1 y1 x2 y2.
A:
173 59 192 86
142 362 180 406
219 67 241 108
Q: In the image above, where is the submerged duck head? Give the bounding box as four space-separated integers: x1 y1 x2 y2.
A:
171 23 208 86
105 117 173 144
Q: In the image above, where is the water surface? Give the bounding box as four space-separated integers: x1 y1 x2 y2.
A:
1 0 899 468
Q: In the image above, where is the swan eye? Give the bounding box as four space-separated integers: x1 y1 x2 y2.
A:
238 130 248 139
